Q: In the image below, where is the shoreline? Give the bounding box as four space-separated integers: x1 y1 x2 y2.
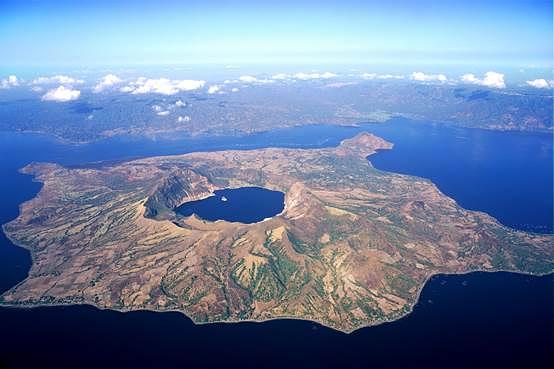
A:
1 268 551 335
1 117 552 147
1 126 552 334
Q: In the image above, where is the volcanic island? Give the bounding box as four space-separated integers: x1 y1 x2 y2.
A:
2 133 552 333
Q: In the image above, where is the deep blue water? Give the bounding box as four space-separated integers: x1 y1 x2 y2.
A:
0 272 551 369
175 187 285 224
0 119 552 369
365 119 553 234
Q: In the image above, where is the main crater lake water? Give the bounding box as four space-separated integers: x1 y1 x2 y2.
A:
175 187 285 223
0 118 552 369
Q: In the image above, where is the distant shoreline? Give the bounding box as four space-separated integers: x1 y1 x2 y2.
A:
1 116 552 147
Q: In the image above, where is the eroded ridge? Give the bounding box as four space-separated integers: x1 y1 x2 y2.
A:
2 133 552 332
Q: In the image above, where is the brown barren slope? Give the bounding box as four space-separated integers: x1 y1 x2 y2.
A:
2 133 553 332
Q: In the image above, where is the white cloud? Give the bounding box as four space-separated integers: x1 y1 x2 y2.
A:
93 74 122 93
31 86 43 92
411 72 447 82
461 71 505 88
121 78 206 95
133 78 177 95
271 73 289 80
461 74 479 84
239 75 258 83
239 75 274 84
293 72 337 80
152 105 170 116
33 75 84 85
231 87 239 92
177 115 191 122
207 85 221 94
41 86 81 102
7 75 18 85
483 72 505 88
175 99 186 107
526 78 552 89
361 73 377 79
268 72 337 81
361 73 405 80
378 74 404 79
293 73 311 80
320 72 337 79
0 75 19 88
175 79 206 91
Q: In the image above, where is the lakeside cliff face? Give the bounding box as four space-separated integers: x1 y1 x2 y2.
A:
144 168 217 220
2 132 552 333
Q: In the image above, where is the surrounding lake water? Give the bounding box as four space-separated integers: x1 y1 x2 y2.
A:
0 118 552 369
365 119 553 234
175 187 285 224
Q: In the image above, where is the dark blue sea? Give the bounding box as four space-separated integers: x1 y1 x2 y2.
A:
0 118 552 369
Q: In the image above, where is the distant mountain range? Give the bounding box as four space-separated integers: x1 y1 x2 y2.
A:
0 80 551 143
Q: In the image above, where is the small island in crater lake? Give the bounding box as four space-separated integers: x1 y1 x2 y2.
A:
1 132 552 333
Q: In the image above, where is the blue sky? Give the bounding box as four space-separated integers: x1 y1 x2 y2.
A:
0 0 552 70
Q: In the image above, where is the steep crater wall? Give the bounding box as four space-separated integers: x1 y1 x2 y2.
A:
144 168 216 220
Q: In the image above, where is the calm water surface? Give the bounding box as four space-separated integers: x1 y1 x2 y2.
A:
176 187 285 224
0 119 552 369
366 119 553 233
